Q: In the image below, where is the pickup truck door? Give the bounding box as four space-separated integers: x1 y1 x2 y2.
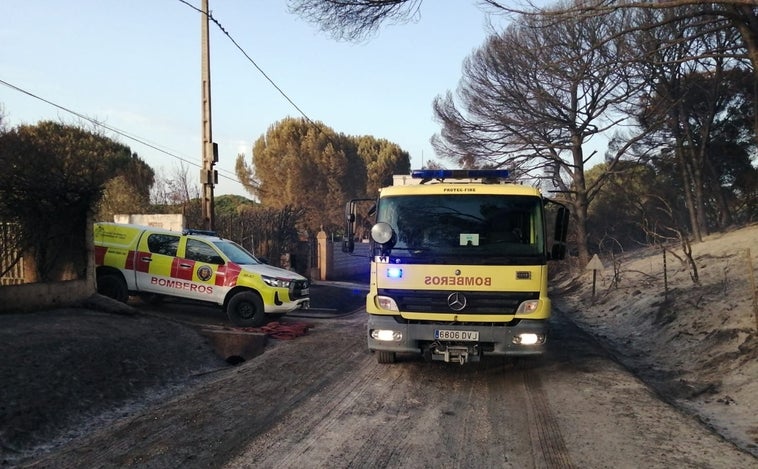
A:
134 232 182 297
175 238 226 303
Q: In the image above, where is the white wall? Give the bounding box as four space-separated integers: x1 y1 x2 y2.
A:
113 214 185 232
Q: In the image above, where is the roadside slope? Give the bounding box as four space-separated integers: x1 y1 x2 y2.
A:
554 224 758 456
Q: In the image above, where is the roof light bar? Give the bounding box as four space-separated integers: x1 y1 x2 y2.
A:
183 229 218 237
411 169 510 181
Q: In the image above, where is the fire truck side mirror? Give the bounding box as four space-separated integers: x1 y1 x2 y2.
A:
344 202 356 253
551 243 566 260
343 239 355 253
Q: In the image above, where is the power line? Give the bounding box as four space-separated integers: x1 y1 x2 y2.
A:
3 1 314 194
176 0 319 127
0 78 249 188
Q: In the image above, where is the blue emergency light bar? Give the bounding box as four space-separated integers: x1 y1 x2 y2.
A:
411 169 509 181
183 228 218 237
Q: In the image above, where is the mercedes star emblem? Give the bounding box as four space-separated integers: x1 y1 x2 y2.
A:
447 292 467 311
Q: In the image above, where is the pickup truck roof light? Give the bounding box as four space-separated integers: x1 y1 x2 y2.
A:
411 169 509 183
182 228 218 237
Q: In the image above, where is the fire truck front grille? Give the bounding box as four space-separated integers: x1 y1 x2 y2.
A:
378 289 539 314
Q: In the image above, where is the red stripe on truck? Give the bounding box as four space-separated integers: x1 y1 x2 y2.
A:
216 262 241 286
134 251 151 273
94 246 107 266
171 257 195 280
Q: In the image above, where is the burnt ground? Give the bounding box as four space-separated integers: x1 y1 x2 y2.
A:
2 224 758 467
0 282 367 466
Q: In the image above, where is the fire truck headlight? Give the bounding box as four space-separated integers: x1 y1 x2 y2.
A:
376 295 399 311
513 333 544 345
262 275 291 288
370 222 394 245
371 329 402 341
516 299 540 314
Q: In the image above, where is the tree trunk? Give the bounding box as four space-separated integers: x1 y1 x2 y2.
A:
572 196 591 269
571 141 591 268
672 105 703 242
705 158 734 228
729 5 758 144
691 148 709 238
676 141 702 242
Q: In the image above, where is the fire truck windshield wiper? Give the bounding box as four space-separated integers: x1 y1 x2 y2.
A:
479 255 541 265
385 246 429 254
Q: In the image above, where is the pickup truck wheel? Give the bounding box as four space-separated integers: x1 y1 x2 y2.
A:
377 351 396 364
97 273 128 303
227 292 266 327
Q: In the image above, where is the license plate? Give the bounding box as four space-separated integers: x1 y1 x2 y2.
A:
434 330 479 341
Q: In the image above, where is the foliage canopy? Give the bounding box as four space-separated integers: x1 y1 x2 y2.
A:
243 117 410 234
0 121 150 281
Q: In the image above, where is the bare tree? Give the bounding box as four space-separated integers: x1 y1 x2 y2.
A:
288 0 756 258
150 163 200 206
632 5 753 240
432 7 651 266
642 194 700 286
289 0 757 135
150 164 203 227
513 1 758 140
287 0 424 41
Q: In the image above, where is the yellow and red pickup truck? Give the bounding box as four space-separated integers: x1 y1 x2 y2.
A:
94 222 310 326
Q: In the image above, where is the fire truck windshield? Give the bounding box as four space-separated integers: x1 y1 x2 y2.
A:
376 194 546 263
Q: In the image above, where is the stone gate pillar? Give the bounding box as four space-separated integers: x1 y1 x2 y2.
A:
316 229 332 281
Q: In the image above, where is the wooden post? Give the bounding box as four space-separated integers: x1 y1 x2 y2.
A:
200 0 215 230
592 270 597 297
586 254 604 300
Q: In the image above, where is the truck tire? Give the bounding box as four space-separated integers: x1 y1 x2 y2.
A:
227 291 266 327
377 351 396 364
97 272 128 303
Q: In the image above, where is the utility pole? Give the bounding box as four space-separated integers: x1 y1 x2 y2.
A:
200 0 216 230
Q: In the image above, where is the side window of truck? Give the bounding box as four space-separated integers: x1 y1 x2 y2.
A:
147 234 180 257
185 239 224 265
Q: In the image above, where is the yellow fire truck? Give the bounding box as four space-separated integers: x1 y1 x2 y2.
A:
343 169 569 364
94 223 310 326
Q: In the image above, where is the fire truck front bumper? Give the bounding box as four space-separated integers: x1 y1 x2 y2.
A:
367 314 548 360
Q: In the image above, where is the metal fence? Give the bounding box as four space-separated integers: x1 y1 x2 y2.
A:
0 223 24 285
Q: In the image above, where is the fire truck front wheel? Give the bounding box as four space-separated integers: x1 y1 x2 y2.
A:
227 291 266 327
96 272 128 303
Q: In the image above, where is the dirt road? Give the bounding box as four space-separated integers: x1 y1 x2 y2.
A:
21 307 754 468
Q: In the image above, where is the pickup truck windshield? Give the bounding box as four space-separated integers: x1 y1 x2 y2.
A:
212 240 262 265
376 194 545 262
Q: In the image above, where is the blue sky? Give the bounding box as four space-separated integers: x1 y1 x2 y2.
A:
1 1 519 197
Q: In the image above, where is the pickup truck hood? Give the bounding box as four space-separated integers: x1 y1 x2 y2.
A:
241 263 307 281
